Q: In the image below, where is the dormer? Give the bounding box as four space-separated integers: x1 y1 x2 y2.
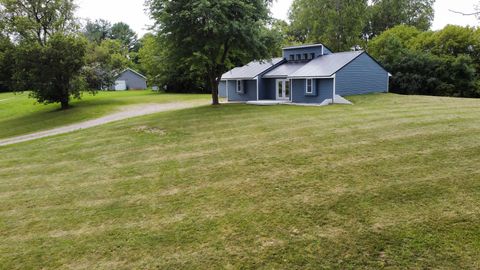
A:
283 44 332 62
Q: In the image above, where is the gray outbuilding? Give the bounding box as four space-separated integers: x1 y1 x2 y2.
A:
112 68 147 91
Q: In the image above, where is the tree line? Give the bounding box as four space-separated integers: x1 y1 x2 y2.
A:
0 0 479 108
0 0 145 108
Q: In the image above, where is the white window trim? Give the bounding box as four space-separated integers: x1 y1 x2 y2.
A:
236 80 244 93
306 79 313 94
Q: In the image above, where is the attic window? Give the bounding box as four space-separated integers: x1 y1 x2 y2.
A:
306 79 313 94
236 80 244 93
296 54 301 60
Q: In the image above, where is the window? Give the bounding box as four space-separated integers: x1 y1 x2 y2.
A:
304 53 308 60
296 54 301 60
236 80 244 93
310 53 315 59
289 55 294 61
306 79 313 94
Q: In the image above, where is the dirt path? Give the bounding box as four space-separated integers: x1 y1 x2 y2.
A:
0 101 208 147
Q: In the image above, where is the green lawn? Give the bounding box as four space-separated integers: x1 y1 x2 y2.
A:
0 90 209 139
1 93 480 269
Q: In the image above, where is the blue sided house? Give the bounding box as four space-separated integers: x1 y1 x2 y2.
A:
219 44 390 105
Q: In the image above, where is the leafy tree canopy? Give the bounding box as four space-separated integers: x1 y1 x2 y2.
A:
288 0 435 51
110 22 139 52
0 0 78 46
0 36 14 92
369 25 480 98
367 0 435 39
83 38 132 90
148 0 275 104
289 0 368 51
13 34 88 109
83 19 112 44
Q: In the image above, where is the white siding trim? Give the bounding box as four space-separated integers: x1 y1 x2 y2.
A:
332 74 336 104
226 80 229 101
386 74 390 93
256 77 259 101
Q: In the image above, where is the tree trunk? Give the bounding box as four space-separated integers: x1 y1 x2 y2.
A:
209 75 220 105
61 100 69 110
60 94 70 110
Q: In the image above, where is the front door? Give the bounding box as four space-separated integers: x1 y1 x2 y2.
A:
276 79 290 100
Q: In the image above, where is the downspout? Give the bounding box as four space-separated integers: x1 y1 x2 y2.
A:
387 73 392 93
256 77 259 101
226 80 229 101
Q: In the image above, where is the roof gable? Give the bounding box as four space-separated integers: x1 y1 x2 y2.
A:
118 68 147 80
221 58 284 80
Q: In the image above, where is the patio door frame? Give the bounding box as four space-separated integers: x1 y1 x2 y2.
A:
276 79 291 100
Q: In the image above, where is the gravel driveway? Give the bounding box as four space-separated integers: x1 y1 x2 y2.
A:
0 101 208 147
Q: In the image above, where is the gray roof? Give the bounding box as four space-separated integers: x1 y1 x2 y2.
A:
221 58 284 80
289 51 364 78
118 68 147 80
263 62 306 78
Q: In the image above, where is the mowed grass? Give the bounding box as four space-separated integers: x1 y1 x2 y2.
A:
0 91 209 139
1 93 480 269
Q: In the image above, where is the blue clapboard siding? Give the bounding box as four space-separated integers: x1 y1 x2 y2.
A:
292 78 333 103
335 53 389 96
227 80 257 102
219 81 227 97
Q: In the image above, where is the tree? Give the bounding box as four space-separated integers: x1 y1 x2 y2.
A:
83 19 111 44
1 0 90 108
13 34 88 109
367 0 435 39
0 36 14 92
368 25 480 98
289 0 368 51
138 33 209 93
138 34 164 87
84 39 131 90
148 0 275 105
287 0 435 49
368 25 422 62
0 0 78 45
110 22 138 52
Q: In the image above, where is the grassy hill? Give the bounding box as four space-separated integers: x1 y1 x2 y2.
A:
0 91 209 139
1 93 479 269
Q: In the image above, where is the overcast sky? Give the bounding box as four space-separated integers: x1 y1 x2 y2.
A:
77 0 479 37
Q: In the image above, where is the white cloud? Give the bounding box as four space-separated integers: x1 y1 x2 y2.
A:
432 0 478 30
